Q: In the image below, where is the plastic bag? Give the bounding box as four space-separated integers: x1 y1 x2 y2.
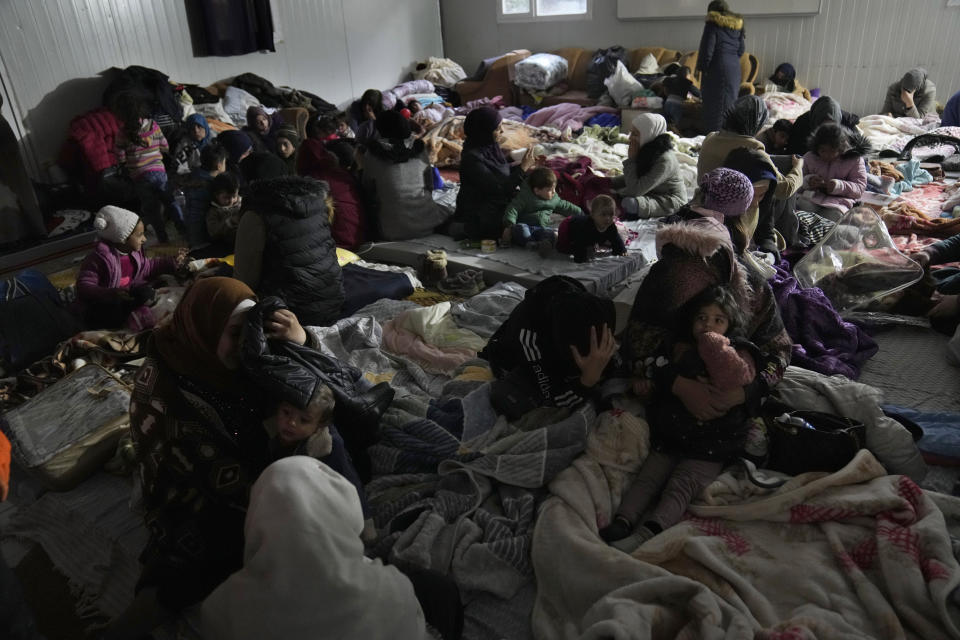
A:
793 207 923 312
603 61 645 108
586 46 628 99
515 53 568 91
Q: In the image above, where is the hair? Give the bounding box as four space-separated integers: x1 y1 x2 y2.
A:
306 115 334 139
110 91 149 148
810 123 847 154
772 119 792 134
326 138 358 171
210 172 240 200
405 98 423 112
680 285 745 341
305 382 336 425
359 89 383 117
200 143 229 171
676 66 690 78
589 194 616 217
528 167 557 190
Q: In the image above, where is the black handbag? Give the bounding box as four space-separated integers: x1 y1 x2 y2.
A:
764 401 866 476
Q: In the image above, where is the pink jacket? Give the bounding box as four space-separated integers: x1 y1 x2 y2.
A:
801 133 870 212
77 240 175 305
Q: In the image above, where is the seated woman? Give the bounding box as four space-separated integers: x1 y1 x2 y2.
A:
201 457 462 640
455 106 535 241
360 110 450 241
786 96 861 156
882 68 937 118
243 106 283 154
698 95 803 254
799 123 870 222
614 114 686 219
624 174 793 468
234 176 344 326
103 278 365 640
348 89 384 145
765 62 808 98
298 120 366 248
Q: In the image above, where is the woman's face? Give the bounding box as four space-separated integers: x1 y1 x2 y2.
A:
216 308 250 370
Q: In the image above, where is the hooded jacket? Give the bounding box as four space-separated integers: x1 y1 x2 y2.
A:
502 180 583 227
76 240 175 306
625 218 791 403
801 132 871 212
617 134 687 205
882 69 937 118
297 138 366 248
234 176 344 326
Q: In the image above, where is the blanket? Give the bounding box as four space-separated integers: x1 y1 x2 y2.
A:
523 104 619 133
421 116 562 168
858 114 941 154
532 407 960 639
761 91 812 122
770 262 878 379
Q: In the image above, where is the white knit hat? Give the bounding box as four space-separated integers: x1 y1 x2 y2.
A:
93 205 140 243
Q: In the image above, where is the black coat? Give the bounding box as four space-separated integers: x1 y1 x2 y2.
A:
456 146 524 240
245 176 344 326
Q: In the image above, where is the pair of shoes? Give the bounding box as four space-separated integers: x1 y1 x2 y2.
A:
419 249 448 287
437 269 484 296
610 524 657 553
599 514 633 542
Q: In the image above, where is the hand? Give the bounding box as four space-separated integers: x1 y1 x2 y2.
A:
571 325 618 388
928 294 960 319
266 308 308 345
707 384 746 412
114 288 134 303
501 226 513 244
364 104 376 120
631 377 653 398
791 154 803 169
807 175 824 189
911 251 931 269
672 376 724 421
627 136 640 158
900 89 915 108
519 147 537 172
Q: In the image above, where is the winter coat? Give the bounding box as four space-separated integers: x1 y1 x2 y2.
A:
60 108 122 189
502 181 582 228
76 240 175 307
625 218 792 407
181 166 216 230
882 78 937 118
360 141 449 241
296 138 366 248
234 176 344 326
943 91 960 128
615 134 687 211
116 119 168 180
206 200 243 246
456 146 525 240
696 11 745 133
801 133 870 212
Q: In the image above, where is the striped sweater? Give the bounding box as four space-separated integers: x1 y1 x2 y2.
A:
117 119 168 179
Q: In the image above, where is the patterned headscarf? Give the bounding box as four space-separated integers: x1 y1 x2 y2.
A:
700 168 754 218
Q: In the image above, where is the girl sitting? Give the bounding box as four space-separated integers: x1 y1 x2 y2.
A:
799 123 870 221
601 285 760 551
615 113 686 219
77 205 186 330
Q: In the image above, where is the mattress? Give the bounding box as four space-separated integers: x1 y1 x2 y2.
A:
360 234 647 297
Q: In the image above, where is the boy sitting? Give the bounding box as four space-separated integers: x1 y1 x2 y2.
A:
757 119 792 154
556 195 627 263
502 167 582 257
205 172 242 249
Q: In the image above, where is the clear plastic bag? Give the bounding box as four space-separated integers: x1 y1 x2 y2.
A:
793 207 923 312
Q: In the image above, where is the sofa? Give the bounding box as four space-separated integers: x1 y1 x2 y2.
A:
454 50 532 106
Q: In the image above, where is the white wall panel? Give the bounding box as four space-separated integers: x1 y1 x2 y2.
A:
0 0 442 176
442 0 960 120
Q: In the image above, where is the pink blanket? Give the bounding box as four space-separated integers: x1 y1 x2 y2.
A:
523 104 618 132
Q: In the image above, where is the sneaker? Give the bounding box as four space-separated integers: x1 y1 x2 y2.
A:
611 524 656 553
437 270 481 296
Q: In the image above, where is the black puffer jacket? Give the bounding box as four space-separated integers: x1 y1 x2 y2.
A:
245 176 344 326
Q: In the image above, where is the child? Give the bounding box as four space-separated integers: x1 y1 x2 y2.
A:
502 167 582 256
244 105 280 153
264 382 336 460
661 66 700 127
601 285 760 551
556 194 627 263
181 143 228 249
206 172 242 248
800 123 870 221
171 113 212 175
77 205 187 330
756 119 792 154
112 92 183 243
274 125 300 174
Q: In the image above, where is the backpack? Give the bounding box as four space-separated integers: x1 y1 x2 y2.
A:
586 46 629 99
0 269 79 374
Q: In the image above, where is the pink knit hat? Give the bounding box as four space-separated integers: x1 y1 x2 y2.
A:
700 168 754 218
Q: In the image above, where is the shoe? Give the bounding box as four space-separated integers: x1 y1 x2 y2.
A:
599 514 633 542
437 270 482 296
419 249 448 287
610 524 656 553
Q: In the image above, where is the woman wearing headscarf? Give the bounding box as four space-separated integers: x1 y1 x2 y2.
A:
102 277 363 640
786 95 843 156
766 62 809 99
360 110 449 240
625 169 791 442
697 95 803 253
882 68 937 118
243 105 282 153
455 107 535 240
696 0 746 133
614 113 686 219
201 457 463 640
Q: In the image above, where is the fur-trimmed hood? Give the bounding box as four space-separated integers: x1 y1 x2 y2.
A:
706 10 743 30
842 131 872 159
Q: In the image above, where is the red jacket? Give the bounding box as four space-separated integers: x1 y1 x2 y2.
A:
297 138 366 249
60 108 122 189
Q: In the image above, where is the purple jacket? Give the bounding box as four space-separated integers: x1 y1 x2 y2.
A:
77 240 175 304
801 133 870 212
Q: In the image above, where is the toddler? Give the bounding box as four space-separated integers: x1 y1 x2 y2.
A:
171 113 211 175
77 205 187 330
502 167 582 256
556 195 627 263
799 123 869 221
265 383 336 460
112 92 183 243
602 285 760 552
206 172 242 248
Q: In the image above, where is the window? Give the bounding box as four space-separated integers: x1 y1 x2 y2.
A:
498 0 590 22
